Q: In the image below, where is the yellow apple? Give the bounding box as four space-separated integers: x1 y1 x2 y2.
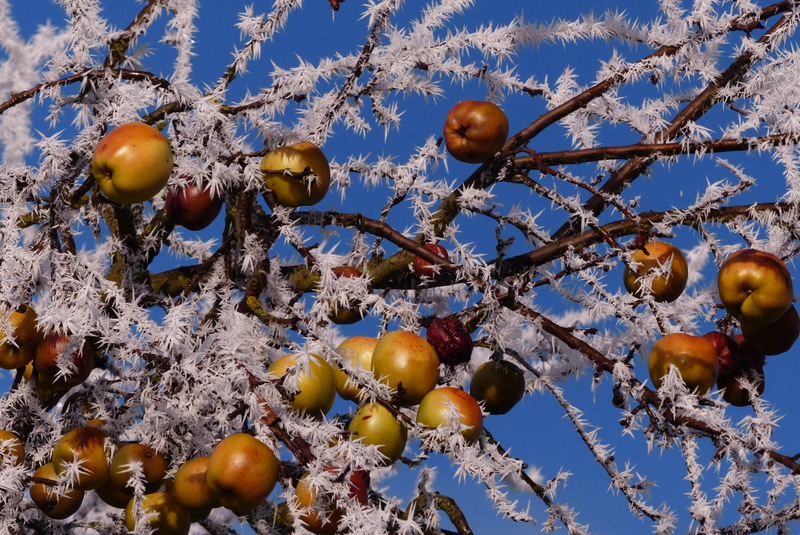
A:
0 430 24 466
347 403 408 466
125 492 191 535
416 387 484 444
92 122 174 204
94 478 135 509
30 462 85 519
648 333 720 395
623 241 689 302
371 330 440 406
205 433 279 512
334 336 378 401
261 141 330 207
717 249 794 326
267 353 336 417
108 443 168 493
172 456 221 519
52 426 111 491
0 305 41 370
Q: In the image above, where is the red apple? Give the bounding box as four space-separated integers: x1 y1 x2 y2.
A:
261 141 330 207
34 332 94 391
165 181 223 231
205 433 279 512
623 241 689 302
717 335 766 406
717 249 794 326
740 304 800 356
92 122 174 204
647 333 720 395
426 316 473 366
412 243 449 279
294 467 370 534
443 100 509 163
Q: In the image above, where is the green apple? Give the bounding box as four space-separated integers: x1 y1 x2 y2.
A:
371 330 440 406
125 492 191 535
205 433 279 512
267 353 336 417
416 387 483 444
261 141 330 207
30 462 85 519
92 122 174 204
469 360 526 415
347 403 408 466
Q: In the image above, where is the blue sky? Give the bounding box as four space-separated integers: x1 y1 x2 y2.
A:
4 1 800 534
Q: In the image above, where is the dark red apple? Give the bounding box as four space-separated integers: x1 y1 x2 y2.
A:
34 333 94 391
165 181 223 231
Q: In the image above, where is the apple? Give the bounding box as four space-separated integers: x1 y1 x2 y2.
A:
108 443 168 493
0 430 24 466
294 468 370 534
52 426 111 491
469 360 526 415
371 330 440 406
716 335 766 406
327 266 371 325
334 336 378 402
171 456 221 519
702 331 740 376
426 316 473 366
412 243 449 279
740 304 800 356
92 122 174 204
165 180 223 231
261 141 331 207
0 305 41 370
267 353 336 417
647 333 720 395
205 433 279 511
443 100 509 163
125 492 191 535
34 332 94 391
623 241 689 303
347 403 408 466
717 249 794 326
95 479 136 509
30 462 85 519
416 387 483 444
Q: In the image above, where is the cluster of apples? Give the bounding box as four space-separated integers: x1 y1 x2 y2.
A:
0 306 95 398
90 121 337 231
628 244 798 406
13 424 283 534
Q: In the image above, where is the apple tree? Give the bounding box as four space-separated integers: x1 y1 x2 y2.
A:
2 0 800 533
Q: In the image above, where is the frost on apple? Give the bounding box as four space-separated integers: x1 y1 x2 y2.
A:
3 1 800 534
